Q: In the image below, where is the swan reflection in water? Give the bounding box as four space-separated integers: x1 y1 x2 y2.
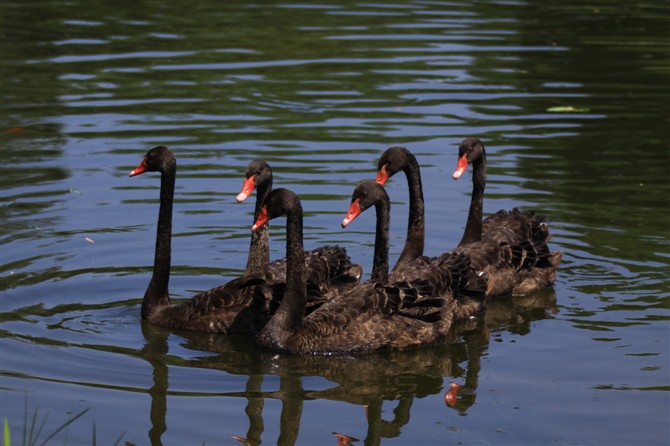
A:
139 287 557 445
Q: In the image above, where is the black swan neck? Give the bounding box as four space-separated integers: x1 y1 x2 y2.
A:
370 194 391 283
260 202 306 349
245 179 273 275
253 177 272 221
395 156 424 270
459 153 486 246
143 164 175 318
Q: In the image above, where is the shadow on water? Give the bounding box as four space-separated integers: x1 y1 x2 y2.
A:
138 288 557 445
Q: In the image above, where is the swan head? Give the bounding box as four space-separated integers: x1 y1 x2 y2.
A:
129 146 176 177
342 181 389 228
453 138 485 180
376 146 415 186
252 188 301 231
237 159 272 202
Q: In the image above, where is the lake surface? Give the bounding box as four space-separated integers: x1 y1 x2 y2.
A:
1 1 668 444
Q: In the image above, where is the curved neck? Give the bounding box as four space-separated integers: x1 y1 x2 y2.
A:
370 196 391 283
394 158 424 270
143 166 175 318
245 180 272 275
260 204 306 349
459 153 486 246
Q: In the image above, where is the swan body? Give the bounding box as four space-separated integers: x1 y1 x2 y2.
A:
253 187 480 355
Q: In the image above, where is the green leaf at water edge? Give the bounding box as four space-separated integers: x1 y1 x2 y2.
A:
3 418 9 446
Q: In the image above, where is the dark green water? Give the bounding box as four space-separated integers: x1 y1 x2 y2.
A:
1 1 668 444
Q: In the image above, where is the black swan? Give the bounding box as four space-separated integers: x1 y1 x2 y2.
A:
375 144 560 297
252 187 474 354
129 146 272 334
375 147 425 271
342 181 485 320
235 159 362 300
451 137 562 295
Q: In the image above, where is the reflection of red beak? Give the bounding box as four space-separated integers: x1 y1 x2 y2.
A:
341 199 362 228
333 432 357 446
376 164 390 185
129 159 148 177
252 206 268 231
236 176 256 203
452 155 469 180
229 435 252 446
444 382 461 407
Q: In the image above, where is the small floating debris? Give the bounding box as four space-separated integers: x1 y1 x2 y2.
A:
84 237 95 244
547 106 590 113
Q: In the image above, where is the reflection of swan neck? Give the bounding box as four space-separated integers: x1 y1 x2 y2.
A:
140 321 169 444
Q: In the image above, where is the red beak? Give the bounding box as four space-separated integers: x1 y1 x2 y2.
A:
236 176 256 203
452 155 469 180
341 199 362 228
129 159 148 177
375 164 390 185
252 205 269 231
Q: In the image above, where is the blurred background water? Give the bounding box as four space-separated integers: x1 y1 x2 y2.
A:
1 1 668 444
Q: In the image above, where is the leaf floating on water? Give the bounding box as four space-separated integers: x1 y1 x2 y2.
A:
547 106 590 113
84 237 95 244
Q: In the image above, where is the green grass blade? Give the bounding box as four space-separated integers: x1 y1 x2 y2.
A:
3 418 10 446
32 412 48 446
37 408 89 446
27 408 39 446
111 431 126 446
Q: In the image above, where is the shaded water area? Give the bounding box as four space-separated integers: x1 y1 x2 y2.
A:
1 1 668 444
